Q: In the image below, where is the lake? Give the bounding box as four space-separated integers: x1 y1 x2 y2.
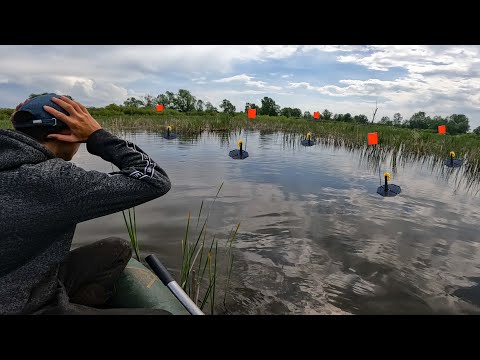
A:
72 129 480 315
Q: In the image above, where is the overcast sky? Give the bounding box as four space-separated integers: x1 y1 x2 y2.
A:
1 45 480 128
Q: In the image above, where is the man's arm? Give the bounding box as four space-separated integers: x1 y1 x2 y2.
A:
43 96 171 224
47 129 170 224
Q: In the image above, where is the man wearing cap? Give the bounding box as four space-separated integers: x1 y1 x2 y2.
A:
0 94 172 314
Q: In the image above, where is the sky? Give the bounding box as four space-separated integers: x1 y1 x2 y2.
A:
1 45 480 128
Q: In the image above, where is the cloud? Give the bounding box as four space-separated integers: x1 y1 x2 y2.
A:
337 45 480 74
2 45 480 128
213 74 282 91
301 45 369 53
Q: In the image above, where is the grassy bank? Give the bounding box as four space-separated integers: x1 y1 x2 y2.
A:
98 114 479 160
2 112 480 179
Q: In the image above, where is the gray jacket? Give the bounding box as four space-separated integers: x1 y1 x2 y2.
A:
0 128 171 314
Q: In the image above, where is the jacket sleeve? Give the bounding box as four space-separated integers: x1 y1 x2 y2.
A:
49 129 171 225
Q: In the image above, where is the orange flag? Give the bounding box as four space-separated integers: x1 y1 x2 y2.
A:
368 132 378 145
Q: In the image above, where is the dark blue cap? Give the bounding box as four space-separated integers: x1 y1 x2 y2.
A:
12 93 70 129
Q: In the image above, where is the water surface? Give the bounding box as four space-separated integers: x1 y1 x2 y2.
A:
72 130 480 314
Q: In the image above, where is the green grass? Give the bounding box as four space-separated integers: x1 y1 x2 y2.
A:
4 111 480 188
0 119 11 129
122 207 140 262
3 111 480 168
180 182 240 315
97 114 480 171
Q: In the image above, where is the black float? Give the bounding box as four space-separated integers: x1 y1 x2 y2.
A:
163 125 177 139
377 172 401 197
229 140 249 160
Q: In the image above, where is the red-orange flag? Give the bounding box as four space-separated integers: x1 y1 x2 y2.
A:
368 132 378 145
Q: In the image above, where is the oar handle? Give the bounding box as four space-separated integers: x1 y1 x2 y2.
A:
145 254 205 315
145 254 173 285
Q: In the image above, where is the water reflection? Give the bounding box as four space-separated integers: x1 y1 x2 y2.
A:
72 130 480 314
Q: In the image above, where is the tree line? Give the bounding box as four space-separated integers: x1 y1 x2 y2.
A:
24 90 476 135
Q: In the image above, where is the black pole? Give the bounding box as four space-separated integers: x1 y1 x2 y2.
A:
167 128 170 138
450 153 454 166
239 143 243 158
384 175 389 193
145 255 204 315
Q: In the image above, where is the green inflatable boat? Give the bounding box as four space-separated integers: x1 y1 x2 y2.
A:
109 258 190 315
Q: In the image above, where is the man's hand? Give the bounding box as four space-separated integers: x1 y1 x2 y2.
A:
44 96 102 143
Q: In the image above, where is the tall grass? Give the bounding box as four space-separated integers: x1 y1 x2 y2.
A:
0 119 12 129
122 207 140 261
180 182 240 315
3 110 480 169
96 114 480 157
110 164 141 261
101 115 480 189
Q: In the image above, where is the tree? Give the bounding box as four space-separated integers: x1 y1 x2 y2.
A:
123 97 144 108
322 109 333 120
354 114 369 124
174 89 197 112
205 102 218 113
260 97 280 116
292 108 302 117
143 94 155 108
280 107 292 117
343 113 353 122
430 115 444 130
408 111 430 129
303 111 312 119
155 92 175 109
280 107 301 118
473 126 480 135
196 100 204 112
379 116 392 125
446 114 470 134
393 113 403 126
245 102 259 112
105 103 123 112
219 99 236 115
333 114 343 122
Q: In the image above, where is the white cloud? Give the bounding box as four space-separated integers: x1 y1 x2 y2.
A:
337 45 480 74
214 74 282 91
301 45 368 53
2 45 480 128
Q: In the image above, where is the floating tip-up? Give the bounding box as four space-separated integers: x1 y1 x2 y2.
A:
444 150 462 168
163 125 177 139
229 139 249 160
377 171 401 197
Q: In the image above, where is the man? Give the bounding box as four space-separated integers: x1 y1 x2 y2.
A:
0 93 172 314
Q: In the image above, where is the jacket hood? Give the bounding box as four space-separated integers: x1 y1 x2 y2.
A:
0 129 55 171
